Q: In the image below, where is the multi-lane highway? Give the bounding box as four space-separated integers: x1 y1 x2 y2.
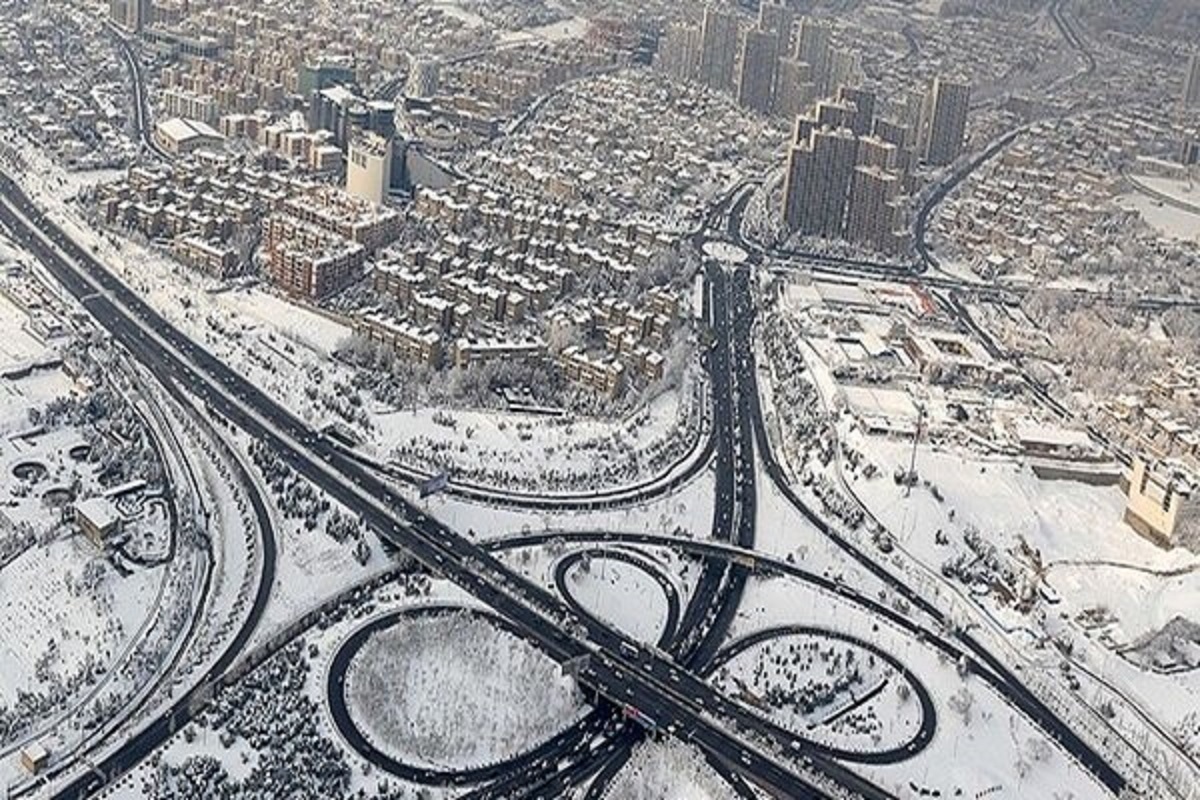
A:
429 188 851 799
0 10 1163 797
1049 0 1097 82
15 27 1144 798
2 136 1136 799
0 186 279 800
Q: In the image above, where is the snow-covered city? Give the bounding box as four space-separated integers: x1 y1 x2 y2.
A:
0 0 1198 798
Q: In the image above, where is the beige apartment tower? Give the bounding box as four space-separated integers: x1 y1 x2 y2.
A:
782 106 910 256
758 0 795 44
846 166 902 254
837 86 876 136
783 126 859 237
794 17 831 93
774 58 814 120
346 132 392 206
1125 458 1199 548
658 21 701 83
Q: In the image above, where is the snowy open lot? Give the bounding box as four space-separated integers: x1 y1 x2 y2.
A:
376 372 704 495
1118 192 1200 244
711 629 923 754
558 552 675 646
0 537 159 708
759 276 1200 795
603 740 732 800
0 236 198 785
345 609 586 771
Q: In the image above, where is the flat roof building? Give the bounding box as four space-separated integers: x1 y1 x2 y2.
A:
20 742 49 776
697 7 739 93
783 125 860 238
736 28 779 115
1185 53 1200 109
795 17 831 93
75 497 121 548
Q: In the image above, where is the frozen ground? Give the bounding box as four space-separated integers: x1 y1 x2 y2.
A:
425 460 716 544
497 15 589 45
827 418 1200 792
234 424 394 648
345 610 586 771
1117 192 1200 243
603 739 732 800
558 554 672 645
758 267 1200 794
100 574 595 800
711 631 922 754
846 433 1200 630
0 237 189 785
0 290 72 427
733 576 1111 799
0 537 159 707
376 373 702 494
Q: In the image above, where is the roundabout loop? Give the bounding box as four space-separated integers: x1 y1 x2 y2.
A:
705 625 936 764
553 547 682 649
326 604 607 787
329 529 941 788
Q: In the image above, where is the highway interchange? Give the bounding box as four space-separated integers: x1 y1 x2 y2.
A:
0 163 1137 798
0 14 1168 796
0 167 874 798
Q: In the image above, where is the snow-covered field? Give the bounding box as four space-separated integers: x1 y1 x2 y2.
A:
0 537 159 706
761 312 1200 793
603 740 732 800
755 283 1200 795
848 436 1166 568
1117 192 1200 243
102 576 582 800
377 376 703 495
427 461 716 544
558 553 673 645
0 290 72 425
345 609 586 770
0 237 197 786
711 630 923 754
497 14 589 45
845 432 1200 671
732 576 1111 799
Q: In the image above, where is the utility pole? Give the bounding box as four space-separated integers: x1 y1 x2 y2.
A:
905 403 926 497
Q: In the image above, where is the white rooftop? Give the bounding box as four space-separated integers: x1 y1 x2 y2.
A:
75 496 120 531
